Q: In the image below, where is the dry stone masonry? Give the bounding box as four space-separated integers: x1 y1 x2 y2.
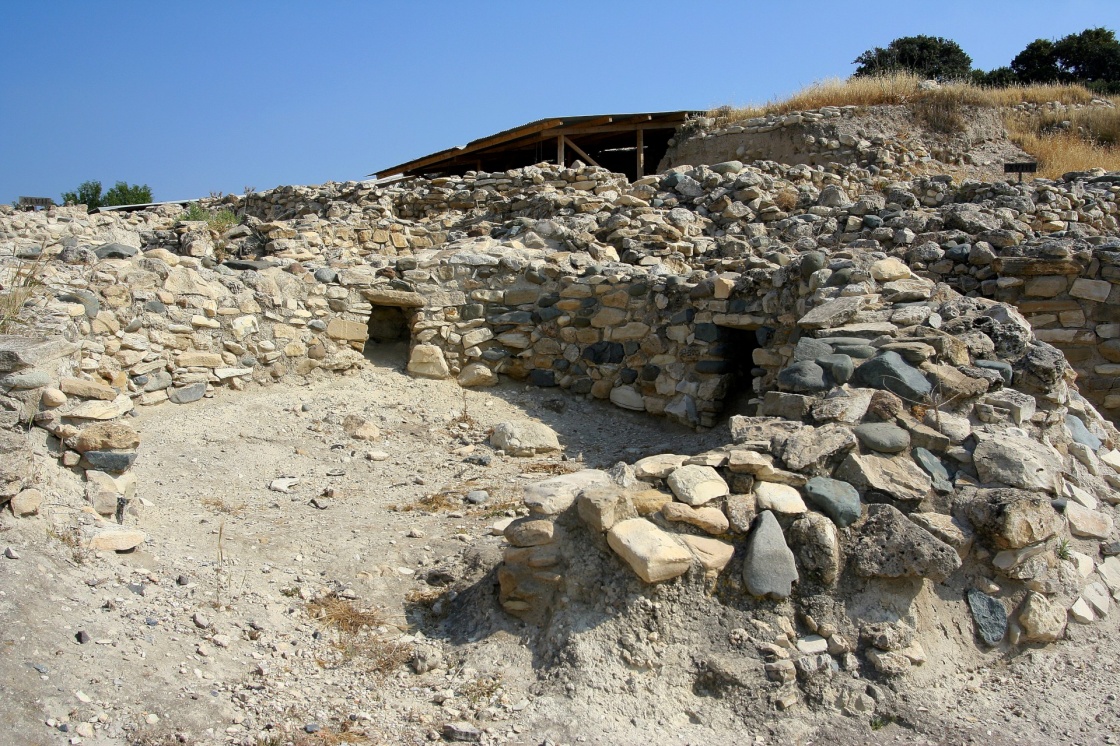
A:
2 99 1120 716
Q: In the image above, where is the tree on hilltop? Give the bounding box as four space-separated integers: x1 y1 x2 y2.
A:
62 180 152 209
1006 28 1120 92
853 35 973 80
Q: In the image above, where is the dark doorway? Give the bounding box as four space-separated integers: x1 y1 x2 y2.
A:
714 326 762 418
364 306 411 368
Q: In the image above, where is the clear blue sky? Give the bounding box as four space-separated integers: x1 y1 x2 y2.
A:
2 1 1118 204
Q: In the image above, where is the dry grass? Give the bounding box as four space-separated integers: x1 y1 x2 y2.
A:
0 249 48 334
712 73 1102 122
47 524 91 565
458 673 503 705
200 496 246 515
1005 127 1120 179
307 594 388 634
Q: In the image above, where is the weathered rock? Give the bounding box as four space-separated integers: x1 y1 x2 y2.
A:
853 423 910 454
88 529 146 552
912 447 953 494
0 336 78 373
666 464 728 506
74 422 140 453
60 377 116 401
606 518 692 583
503 517 556 547
681 534 735 572
909 512 974 558
661 501 730 534
342 415 381 441
169 383 207 404
457 363 497 387
82 450 137 473
973 436 1062 493
1018 592 1067 642
775 423 857 472
1065 502 1114 539
0 430 33 498
630 489 673 516
742 511 798 599
9 488 42 516
777 361 829 393
961 488 1062 550
724 493 757 532
753 481 806 514
634 453 689 480
966 589 1008 646
523 470 612 515
835 452 931 503
406 344 450 379
853 504 961 582
490 421 561 456
576 487 635 533
803 476 861 527
790 512 841 585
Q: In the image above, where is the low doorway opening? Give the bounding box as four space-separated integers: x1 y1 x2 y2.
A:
363 305 411 368
714 326 763 418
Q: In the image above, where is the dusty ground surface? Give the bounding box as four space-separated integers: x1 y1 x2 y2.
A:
2 353 1119 745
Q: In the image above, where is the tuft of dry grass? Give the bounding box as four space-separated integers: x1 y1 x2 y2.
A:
200 496 246 515
47 524 91 565
712 73 1102 122
0 249 48 334
307 595 388 634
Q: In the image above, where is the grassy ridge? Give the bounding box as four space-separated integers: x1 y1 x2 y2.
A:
710 73 1120 179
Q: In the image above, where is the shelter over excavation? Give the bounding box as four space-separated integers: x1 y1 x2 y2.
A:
372 111 697 182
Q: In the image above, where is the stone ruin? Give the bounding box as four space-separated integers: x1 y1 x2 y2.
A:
2 102 1120 715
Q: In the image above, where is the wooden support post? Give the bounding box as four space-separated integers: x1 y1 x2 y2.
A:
561 135 600 168
636 128 644 179
556 135 565 167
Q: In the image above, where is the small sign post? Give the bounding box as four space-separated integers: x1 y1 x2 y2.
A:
18 196 54 210
1004 162 1038 184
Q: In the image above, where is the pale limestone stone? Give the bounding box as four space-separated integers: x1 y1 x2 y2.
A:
607 518 692 583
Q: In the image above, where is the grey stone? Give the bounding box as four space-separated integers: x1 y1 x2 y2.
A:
966 589 1007 646
490 421 561 456
853 504 962 582
169 382 206 404
777 361 829 393
82 450 137 473
853 351 932 402
804 476 862 528
973 359 1012 385
1065 414 1102 451
57 289 100 318
94 242 138 259
0 370 51 390
853 423 910 454
793 337 832 362
912 447 953 494
817 353 854 384
0 336 79 373
973 436 1062 493
742 511 798 599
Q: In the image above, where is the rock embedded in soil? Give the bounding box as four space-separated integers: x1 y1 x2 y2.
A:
490 420 561 456
606 518 692 583
742 510 798 599
966 589 1008 646
853 504 961 582
973 436 1063 493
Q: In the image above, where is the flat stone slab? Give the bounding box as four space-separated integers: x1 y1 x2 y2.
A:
607 518 692 583
666 464 728 506
523 470 612 515
0 336 79 373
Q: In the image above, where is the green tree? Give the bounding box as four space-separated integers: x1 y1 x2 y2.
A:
103 181 152 206
60 180 152 208
1010 28 1120 92
972 66 1019 87
853 35 973 80
61 180 104 208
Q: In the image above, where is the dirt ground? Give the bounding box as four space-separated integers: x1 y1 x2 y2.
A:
1 354 1118 746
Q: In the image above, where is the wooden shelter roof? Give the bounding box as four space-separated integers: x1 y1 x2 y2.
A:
371 111 697 180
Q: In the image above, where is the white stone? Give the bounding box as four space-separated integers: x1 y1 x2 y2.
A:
753 482 806 514
607 518 692 583
1069 597 1095 624
634 453 688 480
609 385 645 411
406 344 450 379
666 464 729 506
523 470 613 515
1069 278 1112 302
490 421 561 456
